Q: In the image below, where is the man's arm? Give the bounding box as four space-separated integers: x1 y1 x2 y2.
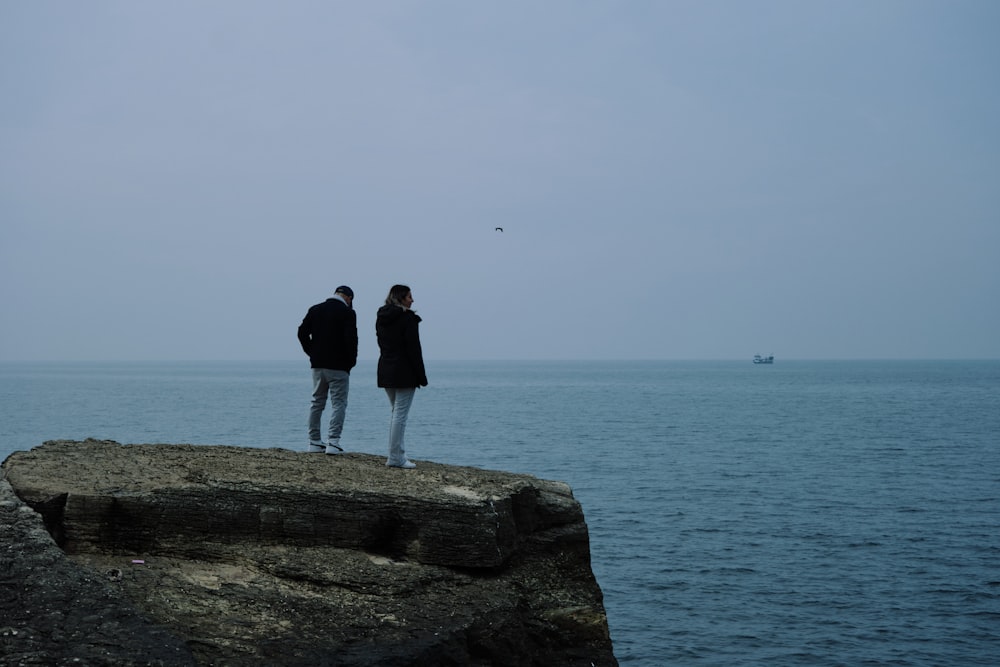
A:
297 310 313 355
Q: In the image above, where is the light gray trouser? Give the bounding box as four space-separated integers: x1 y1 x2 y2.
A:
309 369 349 443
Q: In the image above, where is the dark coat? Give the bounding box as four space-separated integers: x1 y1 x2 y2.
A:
376 305 427 388
297 298 358 371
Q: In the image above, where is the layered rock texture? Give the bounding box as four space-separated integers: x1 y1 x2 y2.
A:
1 440 617 666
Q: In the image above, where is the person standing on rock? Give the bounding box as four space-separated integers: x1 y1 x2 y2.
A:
297 286 358 454
376 284 428 469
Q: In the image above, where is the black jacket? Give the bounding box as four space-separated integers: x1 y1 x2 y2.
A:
297 298 358 371
376 305 427 388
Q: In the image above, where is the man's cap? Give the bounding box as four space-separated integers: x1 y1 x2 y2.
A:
335 285 354 298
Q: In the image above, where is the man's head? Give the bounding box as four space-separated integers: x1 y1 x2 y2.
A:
335 285 354 306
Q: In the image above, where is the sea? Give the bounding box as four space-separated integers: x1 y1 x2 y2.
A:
1 359 998 666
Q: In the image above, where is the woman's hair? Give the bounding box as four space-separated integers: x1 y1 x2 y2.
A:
385 284 412 307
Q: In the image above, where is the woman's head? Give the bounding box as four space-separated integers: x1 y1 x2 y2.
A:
385 284 414 308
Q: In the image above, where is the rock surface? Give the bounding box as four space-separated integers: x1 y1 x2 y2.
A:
1 440 617 666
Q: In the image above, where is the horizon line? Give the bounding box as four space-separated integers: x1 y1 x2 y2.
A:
2 357 999 364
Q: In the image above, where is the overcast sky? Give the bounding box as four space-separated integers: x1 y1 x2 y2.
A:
2 1 998 361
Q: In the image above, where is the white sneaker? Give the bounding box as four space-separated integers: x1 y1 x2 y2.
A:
325 442 344 455
307 441 326 453
386 459 416 469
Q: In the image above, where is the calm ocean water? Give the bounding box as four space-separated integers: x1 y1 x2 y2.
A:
2 360 999 666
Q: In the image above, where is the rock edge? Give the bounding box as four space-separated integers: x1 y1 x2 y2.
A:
2 440 617 666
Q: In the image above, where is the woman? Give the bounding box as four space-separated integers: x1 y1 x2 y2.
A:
376 284 428 468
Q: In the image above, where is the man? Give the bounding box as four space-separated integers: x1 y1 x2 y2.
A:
297 285 358 454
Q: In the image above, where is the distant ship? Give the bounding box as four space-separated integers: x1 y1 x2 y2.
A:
753 355 774 364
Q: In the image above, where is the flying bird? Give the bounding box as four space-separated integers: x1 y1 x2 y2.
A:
495 227 503 232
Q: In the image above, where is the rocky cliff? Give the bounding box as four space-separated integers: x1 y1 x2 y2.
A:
1 440 617 666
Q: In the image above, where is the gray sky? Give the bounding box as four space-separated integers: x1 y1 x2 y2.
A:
2 1 998 361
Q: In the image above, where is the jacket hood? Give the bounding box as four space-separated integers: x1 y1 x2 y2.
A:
377 304 421 325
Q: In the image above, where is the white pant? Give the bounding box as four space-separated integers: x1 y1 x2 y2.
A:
384 387 416 465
